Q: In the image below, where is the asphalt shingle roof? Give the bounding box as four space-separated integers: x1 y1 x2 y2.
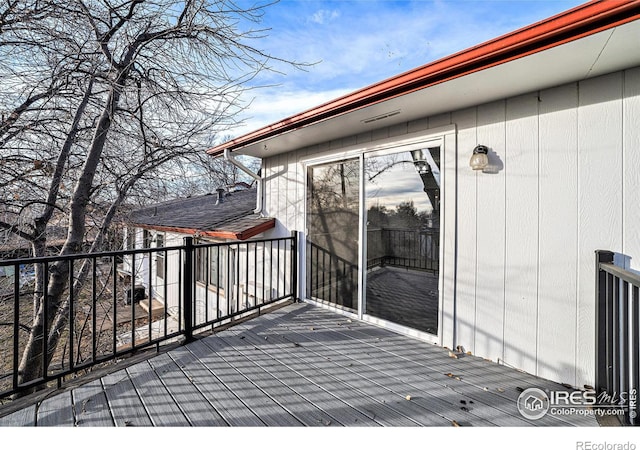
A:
126 189 274 240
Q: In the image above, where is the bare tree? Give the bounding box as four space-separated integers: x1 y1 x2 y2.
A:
0 0 301 395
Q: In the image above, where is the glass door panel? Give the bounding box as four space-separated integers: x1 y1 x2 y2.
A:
364 147 440 334
306 158 360 311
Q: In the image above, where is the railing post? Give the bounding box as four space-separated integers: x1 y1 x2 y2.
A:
183 236 194 342
291 230 298 302
595 250 614 394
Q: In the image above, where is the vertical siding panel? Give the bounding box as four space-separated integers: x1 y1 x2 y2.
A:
474 100 506 363
538 83 579 385
429 113 451 129
503 94 539 374
623 67 640 271
264 156 274 218
441 131 457 347
577 73 623 387
286 151 297 231
451 107 477 353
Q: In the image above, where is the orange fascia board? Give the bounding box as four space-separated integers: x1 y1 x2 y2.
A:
129 218 276 241
207 0 640 156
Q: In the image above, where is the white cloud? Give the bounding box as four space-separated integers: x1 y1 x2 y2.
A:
224 0 586 141
310 9 340 25
230 86 353 139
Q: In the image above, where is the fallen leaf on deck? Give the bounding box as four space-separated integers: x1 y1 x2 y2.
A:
452 420 461 427
496 388 505 393
448 351 458 359
445 372 454 377
405 395 412 401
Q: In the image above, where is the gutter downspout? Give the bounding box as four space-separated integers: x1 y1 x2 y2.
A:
223 148 264 215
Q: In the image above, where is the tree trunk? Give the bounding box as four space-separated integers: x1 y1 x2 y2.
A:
14 74 126 396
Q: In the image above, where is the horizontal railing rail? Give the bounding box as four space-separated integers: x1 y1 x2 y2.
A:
595 250 640 426
0 233 297 401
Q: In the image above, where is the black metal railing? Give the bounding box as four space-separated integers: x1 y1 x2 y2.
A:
595 250 640 425
0 233 297 400
306 241 358 310
367 227 439 272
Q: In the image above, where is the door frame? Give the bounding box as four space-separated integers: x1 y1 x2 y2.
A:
300 125 454 345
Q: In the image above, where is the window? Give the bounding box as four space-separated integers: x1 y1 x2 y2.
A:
196 241 224 289
143 229 152 248
156 233 165 280
126 228 135 250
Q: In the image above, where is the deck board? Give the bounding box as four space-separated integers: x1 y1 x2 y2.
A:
126 360 191 426
147 352 228 426
228 322 443 426
202 334 342 426
101 368 153 426
0 403 35 426
214 331 380 426
72 379 114 427
36 391 74 427
167 345 265 426
277 306 596 427
275 317 500 426
187 339 304 427
0 302 601 427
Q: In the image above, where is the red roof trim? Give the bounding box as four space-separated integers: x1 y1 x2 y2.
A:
129 218 276 241
207 0 640 156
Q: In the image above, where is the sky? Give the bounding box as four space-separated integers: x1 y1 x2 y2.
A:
227 0 587 140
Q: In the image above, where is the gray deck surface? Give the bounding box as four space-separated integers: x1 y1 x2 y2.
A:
0 302 599 427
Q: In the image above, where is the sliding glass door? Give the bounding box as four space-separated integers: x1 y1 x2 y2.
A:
306 158 360 311
363 147 440 335
304 144 441 336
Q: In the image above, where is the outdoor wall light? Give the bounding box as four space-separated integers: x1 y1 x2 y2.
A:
410 149 430 175
469 145 489 171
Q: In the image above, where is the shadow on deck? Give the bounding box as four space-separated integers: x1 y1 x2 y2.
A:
0 302 600 427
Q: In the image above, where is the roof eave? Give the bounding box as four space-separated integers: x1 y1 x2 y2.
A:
127 218 276 241
206 0 640 157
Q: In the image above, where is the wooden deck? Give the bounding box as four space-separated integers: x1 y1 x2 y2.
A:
0 302 600 427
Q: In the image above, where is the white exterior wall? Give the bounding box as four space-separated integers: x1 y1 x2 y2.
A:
261 66 640 388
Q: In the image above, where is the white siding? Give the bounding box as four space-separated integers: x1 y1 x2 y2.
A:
451 107 478 354
503 93 539 375
262 66 640 387
624 67 640 272
576 73 624 387
537 83 579 384
474 101 507 364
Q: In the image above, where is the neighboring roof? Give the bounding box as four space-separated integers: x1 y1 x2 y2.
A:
207 0 640 159
126 189 275 240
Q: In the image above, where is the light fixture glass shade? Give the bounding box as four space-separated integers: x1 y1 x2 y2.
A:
469 145 489 170
410 149 430 174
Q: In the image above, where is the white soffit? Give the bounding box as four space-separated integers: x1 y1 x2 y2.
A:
237 20 640 159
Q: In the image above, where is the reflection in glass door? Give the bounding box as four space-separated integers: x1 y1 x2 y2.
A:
364 147 440 335
306 158 360 311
